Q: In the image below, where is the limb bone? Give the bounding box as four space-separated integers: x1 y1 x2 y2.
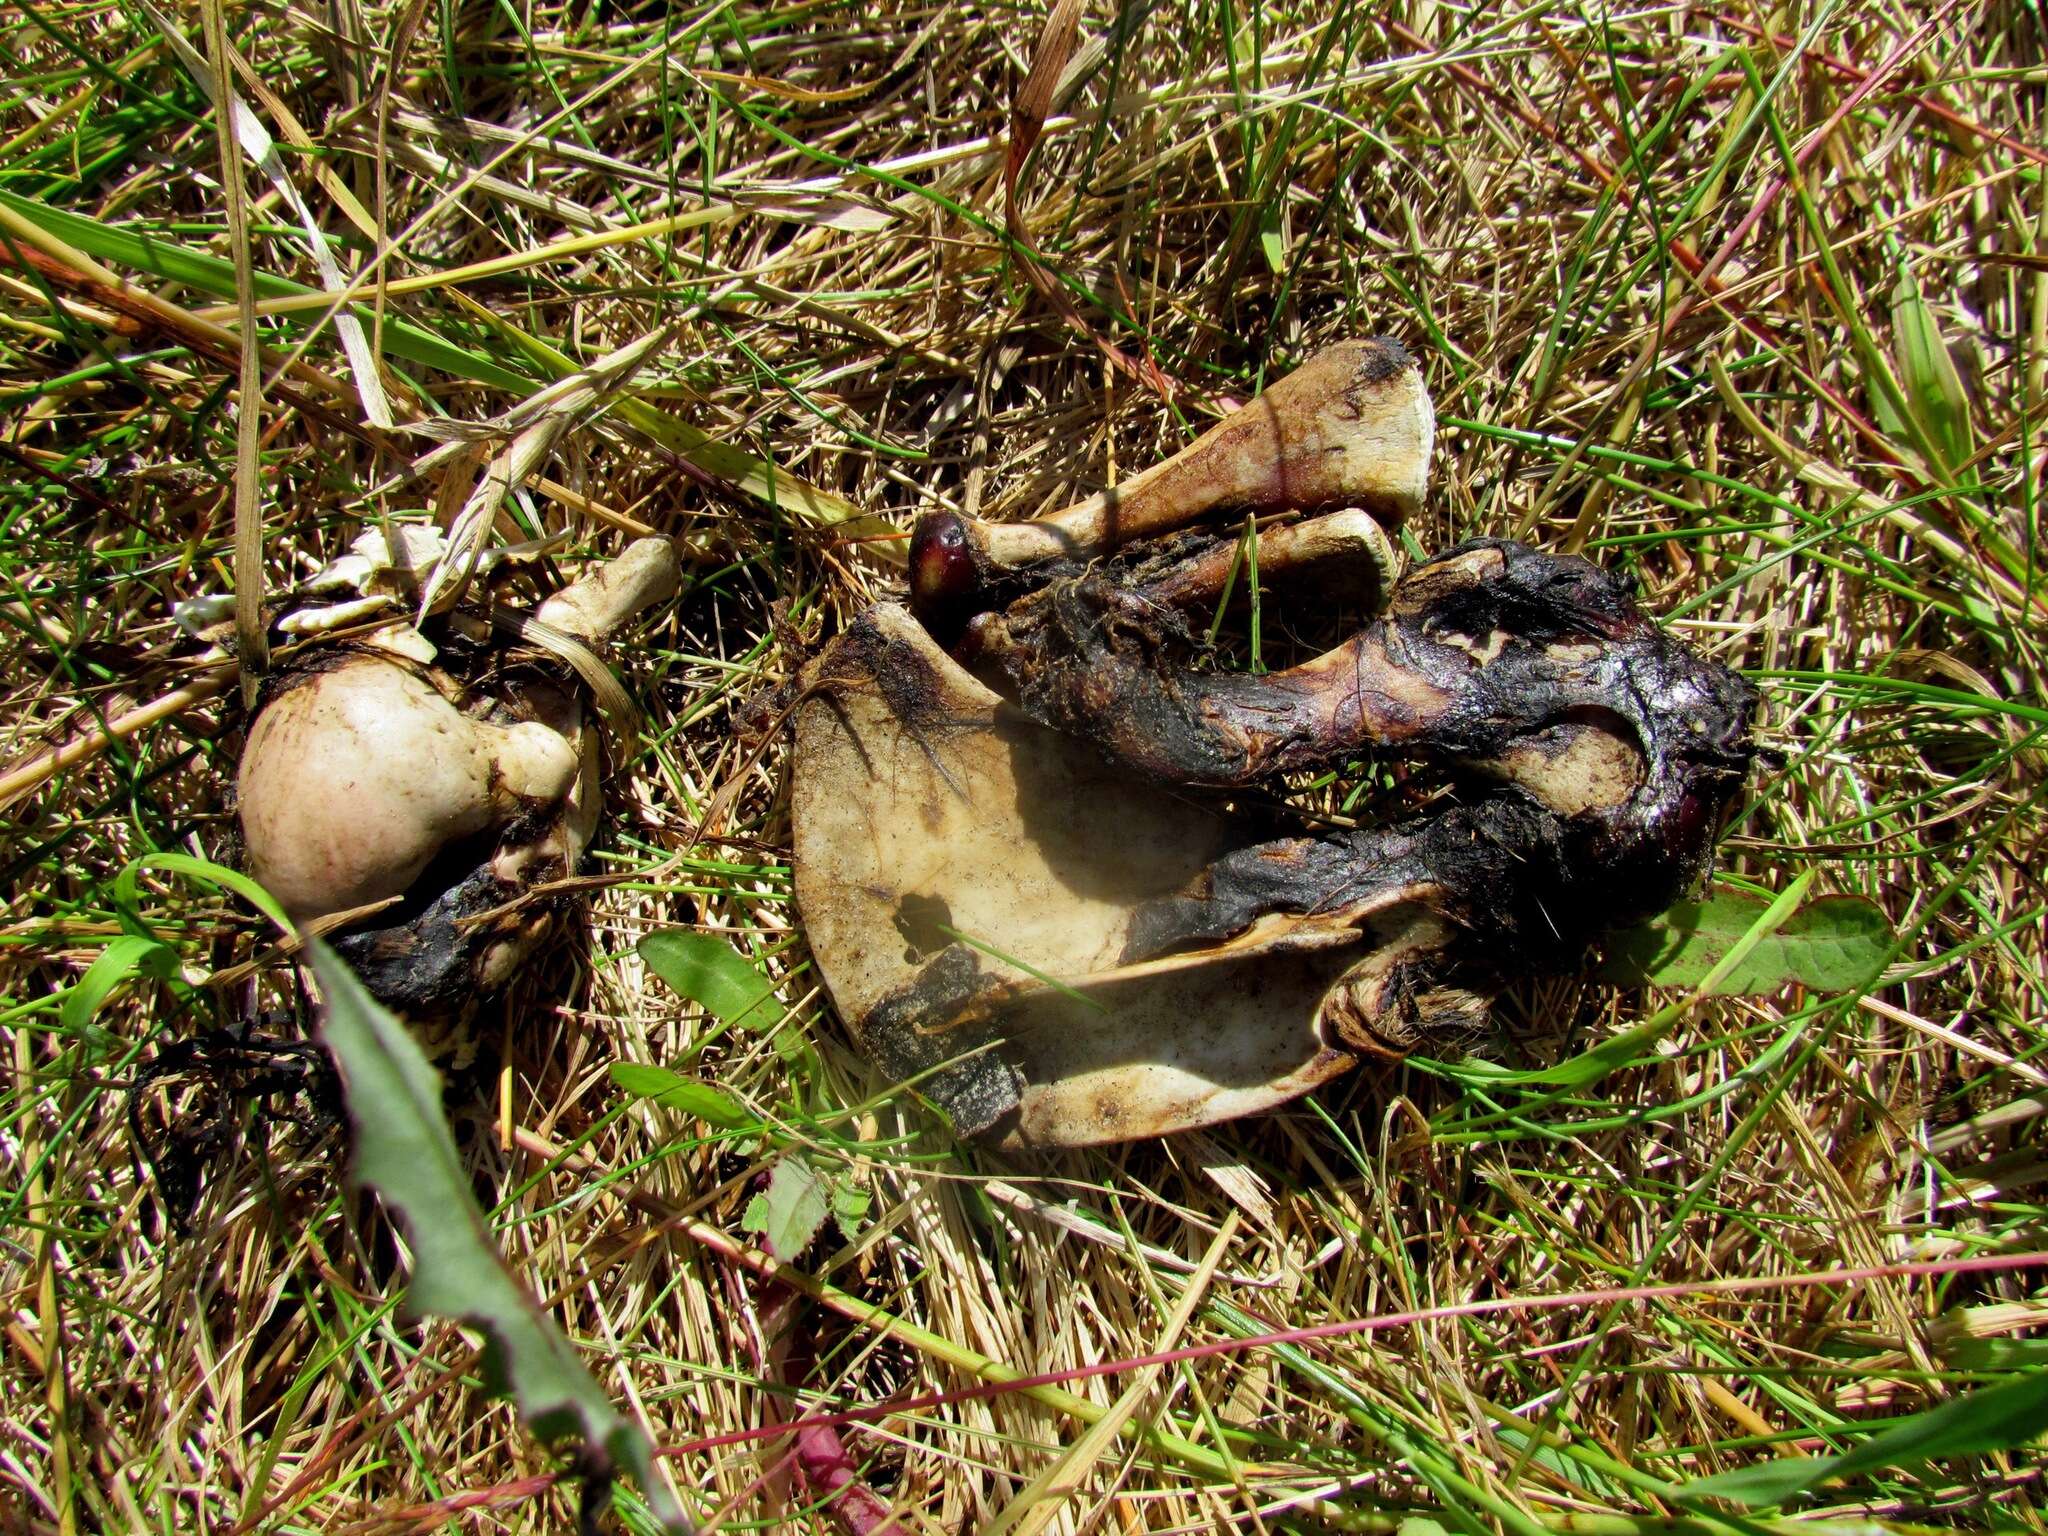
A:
910 338 1432 633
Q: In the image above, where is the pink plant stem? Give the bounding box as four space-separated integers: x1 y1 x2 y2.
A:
752 1277 909 1535
664 1250 2048 1459
1712 11 2048 172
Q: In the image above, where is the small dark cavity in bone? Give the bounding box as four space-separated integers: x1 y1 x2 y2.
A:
894 893 956 962
856 944 1024 1137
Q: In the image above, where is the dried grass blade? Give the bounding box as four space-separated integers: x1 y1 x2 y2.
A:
981 1211 1239 1536
197 0 268 708
134 0 393 426
1004 0 1172 399
1008 0 1082 182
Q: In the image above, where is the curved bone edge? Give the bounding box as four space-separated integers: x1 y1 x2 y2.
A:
1123 799 1625 1058
908 338 1431 624
534 537 682 642
791 602 1355 1146
1144 508 1405 614
971 538 1756 926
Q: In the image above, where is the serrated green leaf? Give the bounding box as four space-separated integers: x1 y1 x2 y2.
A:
608 1062 754 1130
637 930 780 1032
60 934 179 1035
1598 893 1891 996
308 945 687 1532
740 1156 830 1261
1678 1372 2048 1509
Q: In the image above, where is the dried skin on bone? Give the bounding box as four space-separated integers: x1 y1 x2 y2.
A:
964 539 1755 886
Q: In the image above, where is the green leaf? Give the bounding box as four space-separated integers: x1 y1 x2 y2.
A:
1678 1373 2048 1509
637 931 780 1032
112 851 294 936
60 935 178 1034
1827 1371 2048 1482
1437 875 1820 1090
829 1178 872 1245
1677 1456 1833 1509
1943 1336 2048 1369
0 188 537 393
741 1156 830 1261
608 1062 754 1131
1892 263 1974 472
1257 203 1287 274
308 944 687 1532
1598 893 1891 996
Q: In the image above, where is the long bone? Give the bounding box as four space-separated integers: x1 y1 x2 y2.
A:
909 338 1432 634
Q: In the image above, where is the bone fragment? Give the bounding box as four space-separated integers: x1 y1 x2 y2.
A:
239 661 580 921
535 536 682 643
910 338 1432 628
1143 507 1406 614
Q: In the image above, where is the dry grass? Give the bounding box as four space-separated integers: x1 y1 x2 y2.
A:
3 1 2047 1532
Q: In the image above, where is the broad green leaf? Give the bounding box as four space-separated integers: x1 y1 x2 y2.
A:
1827 1371 2048 1482
1943 1336 2048 1369
608 1062 753 1130
308 944 686 1531
1892 263 1974 473
60 934 178 1034
742 1156 830 1261
0 188 536 393
1598 892 1891 996
1679 1372 2048 1508
637 930 780 1032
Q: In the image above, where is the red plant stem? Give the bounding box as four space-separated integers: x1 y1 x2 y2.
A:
663 1250 2048 1459
751 1279 909 1535
1659 11 1949 338
1379 16 1902 462
1712 11 2048 171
